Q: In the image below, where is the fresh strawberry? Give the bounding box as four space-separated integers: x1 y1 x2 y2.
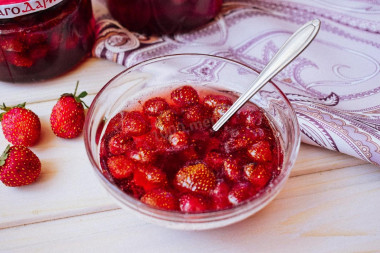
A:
0 145 41 187
133 166 168 191
143 97 169 116
0 103 41 147
243 163 272 189
107 155 135 179
247 140 272 162
108 133 134 155
50 82 88 139
179 193 211 213
140 188 178 210
204 151 225 171
155 109 180 135
228 182 256 205
168 131 189 150
122 111 150 136
174 163 216 195
223 157 242 182
171 85 199 107
203 94 232 110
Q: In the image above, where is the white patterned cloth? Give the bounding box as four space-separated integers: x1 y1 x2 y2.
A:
92 0 380 167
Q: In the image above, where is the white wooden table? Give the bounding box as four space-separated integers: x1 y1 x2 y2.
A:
1 58 379 252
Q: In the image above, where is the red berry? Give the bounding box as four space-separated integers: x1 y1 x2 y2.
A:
155 109 180 135
203 94 232 109
179 193 211 213
205 137 222 152
128 147 157 164
223 157 242 182
237 107 263 127
180 145 201 161
171 85 199 107
244 163 272 189
107 155 135 179
6 52 34 68
122 111 150 136
29 45 49 60
182 104 208 128
134 130 170 152
105 112 124 134
117 178 145 199
108 133 134 155
247 141 272 162
189 130 210 153
212 180 232 210
0 37 25 52
204 151 225 171
228 182 257 205
224 127 265 153
50 82 88 139
174 163 216 195
141 188 178 210
133 166 168 191
168 131 189 150
143 97 169 116
211 104 229 124
1 103 41 147
0 145 41 187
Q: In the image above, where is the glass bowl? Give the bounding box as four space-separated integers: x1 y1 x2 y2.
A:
84 54 300 230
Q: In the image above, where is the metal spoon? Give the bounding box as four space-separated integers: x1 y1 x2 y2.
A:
212 19 321 131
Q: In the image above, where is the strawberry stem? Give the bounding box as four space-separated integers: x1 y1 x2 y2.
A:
73 81 79 97
0 145 10 167
60 81 89 109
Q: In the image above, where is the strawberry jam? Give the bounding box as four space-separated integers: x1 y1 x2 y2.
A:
106 0 222 35
99 85 283 213
0 0 94 83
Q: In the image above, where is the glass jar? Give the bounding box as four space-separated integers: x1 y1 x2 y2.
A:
106 0 223 35
0 0 95 83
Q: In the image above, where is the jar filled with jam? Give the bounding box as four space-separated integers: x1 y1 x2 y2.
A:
106 0 223 35
0 0 95 83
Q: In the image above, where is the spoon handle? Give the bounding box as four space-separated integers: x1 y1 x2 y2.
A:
212 19 321 131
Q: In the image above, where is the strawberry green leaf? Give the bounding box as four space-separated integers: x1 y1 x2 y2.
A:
0 145 10 167
77 91 88 99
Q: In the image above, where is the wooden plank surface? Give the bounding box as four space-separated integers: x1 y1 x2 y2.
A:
1 163 379 252
0 57 379 252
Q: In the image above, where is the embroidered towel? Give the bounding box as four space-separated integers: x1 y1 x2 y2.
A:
92 0 380 167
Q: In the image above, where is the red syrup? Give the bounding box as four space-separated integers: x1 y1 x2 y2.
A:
0 0 95 82
99 85 283 213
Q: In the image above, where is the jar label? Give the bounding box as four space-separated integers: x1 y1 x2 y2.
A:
0 0 64 19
